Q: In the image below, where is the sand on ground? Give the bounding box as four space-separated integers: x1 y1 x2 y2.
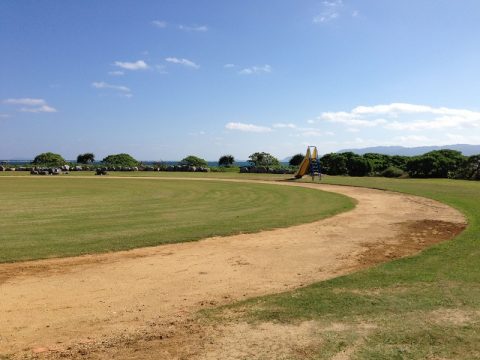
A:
0 179 466 359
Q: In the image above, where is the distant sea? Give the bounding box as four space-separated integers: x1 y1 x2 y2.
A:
1 160 289 167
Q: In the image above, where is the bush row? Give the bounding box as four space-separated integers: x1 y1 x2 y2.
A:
320 150 480 180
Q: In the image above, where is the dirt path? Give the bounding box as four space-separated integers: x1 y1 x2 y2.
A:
0 179 466 358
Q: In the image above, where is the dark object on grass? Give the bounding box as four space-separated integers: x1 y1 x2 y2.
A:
96 168 108 176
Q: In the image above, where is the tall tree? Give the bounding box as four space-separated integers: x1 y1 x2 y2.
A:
248 152 280 167
289 153 305 166
218 155 235 167
77 153 95 164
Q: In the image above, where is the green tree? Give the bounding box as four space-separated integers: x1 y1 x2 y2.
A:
390 155 409 170
32 152 66 167
102 153 139 167
363 153 391 173
320 153 348 175
77 153 95 164
248 152 280 167
180 155 208 167
347 156 373 176
406 150 466 178
289 153 305 167
466 155 480 180
218 155 235 167
454 154 480 180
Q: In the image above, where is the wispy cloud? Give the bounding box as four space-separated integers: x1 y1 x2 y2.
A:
313 0 359 23
393 135 429 143
317 103 480 130
20 105 57 113
223 63 236 68
0 113 11 118
151 20 167 28
108 70 124 76
225 122 272 133
92 81 131 92
155 64 168 74
114 60 149 70
4 98 46 106
314 0 343 23
3 98 57 113
165 57 200 69
178 24 208 32
273 123 296 129
238 64 272 75
92 82 132 97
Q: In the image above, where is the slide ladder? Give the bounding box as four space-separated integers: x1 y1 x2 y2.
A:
295 146 321 181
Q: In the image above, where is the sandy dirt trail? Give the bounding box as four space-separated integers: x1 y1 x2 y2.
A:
0 179 466 358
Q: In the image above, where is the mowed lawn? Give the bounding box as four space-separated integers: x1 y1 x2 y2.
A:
212 177 480 359
0 177 353 263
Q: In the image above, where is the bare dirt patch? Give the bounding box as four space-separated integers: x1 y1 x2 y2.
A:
0 180 466 359
355 219 465 269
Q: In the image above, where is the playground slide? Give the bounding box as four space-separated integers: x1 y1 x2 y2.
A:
295 156 310 178
295 146 320 179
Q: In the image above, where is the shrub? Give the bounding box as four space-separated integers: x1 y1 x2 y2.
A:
32 152 66 167
381 166 406 178
102 153 139 167
180 155 208 167
346 156 373 177
406 150 466 178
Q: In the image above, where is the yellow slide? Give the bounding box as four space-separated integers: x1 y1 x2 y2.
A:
295 146 321 180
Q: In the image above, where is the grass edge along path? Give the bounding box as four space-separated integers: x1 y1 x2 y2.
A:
206 177 480 360
0 177 354 263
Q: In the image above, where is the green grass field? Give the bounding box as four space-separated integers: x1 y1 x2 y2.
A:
2 172 479 358
212 177 480 359
0 176 353 263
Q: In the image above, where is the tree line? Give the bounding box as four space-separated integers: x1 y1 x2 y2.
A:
317 150 480 180
27 149 480 180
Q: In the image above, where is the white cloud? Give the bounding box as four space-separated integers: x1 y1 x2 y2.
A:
394 135 429 143
0 113 11 118
165 57 200 69
313 1 359 23
318 103 480 130
273 123 296 129
314 0 343 23
20 105 57 113
445 133 480 143
3 98 57 113
239 64 272 75
151 20 167 28
224 63 236 68
225 122 272 133
108 70 124 76
3 98 46 106
300 130 324 137
114 60 149 70
178 24 208 32
92 81 131 93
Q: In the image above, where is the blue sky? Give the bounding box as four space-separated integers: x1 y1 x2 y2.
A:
1 0 480 160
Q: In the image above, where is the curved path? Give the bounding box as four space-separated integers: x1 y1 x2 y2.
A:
0 179 466 358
